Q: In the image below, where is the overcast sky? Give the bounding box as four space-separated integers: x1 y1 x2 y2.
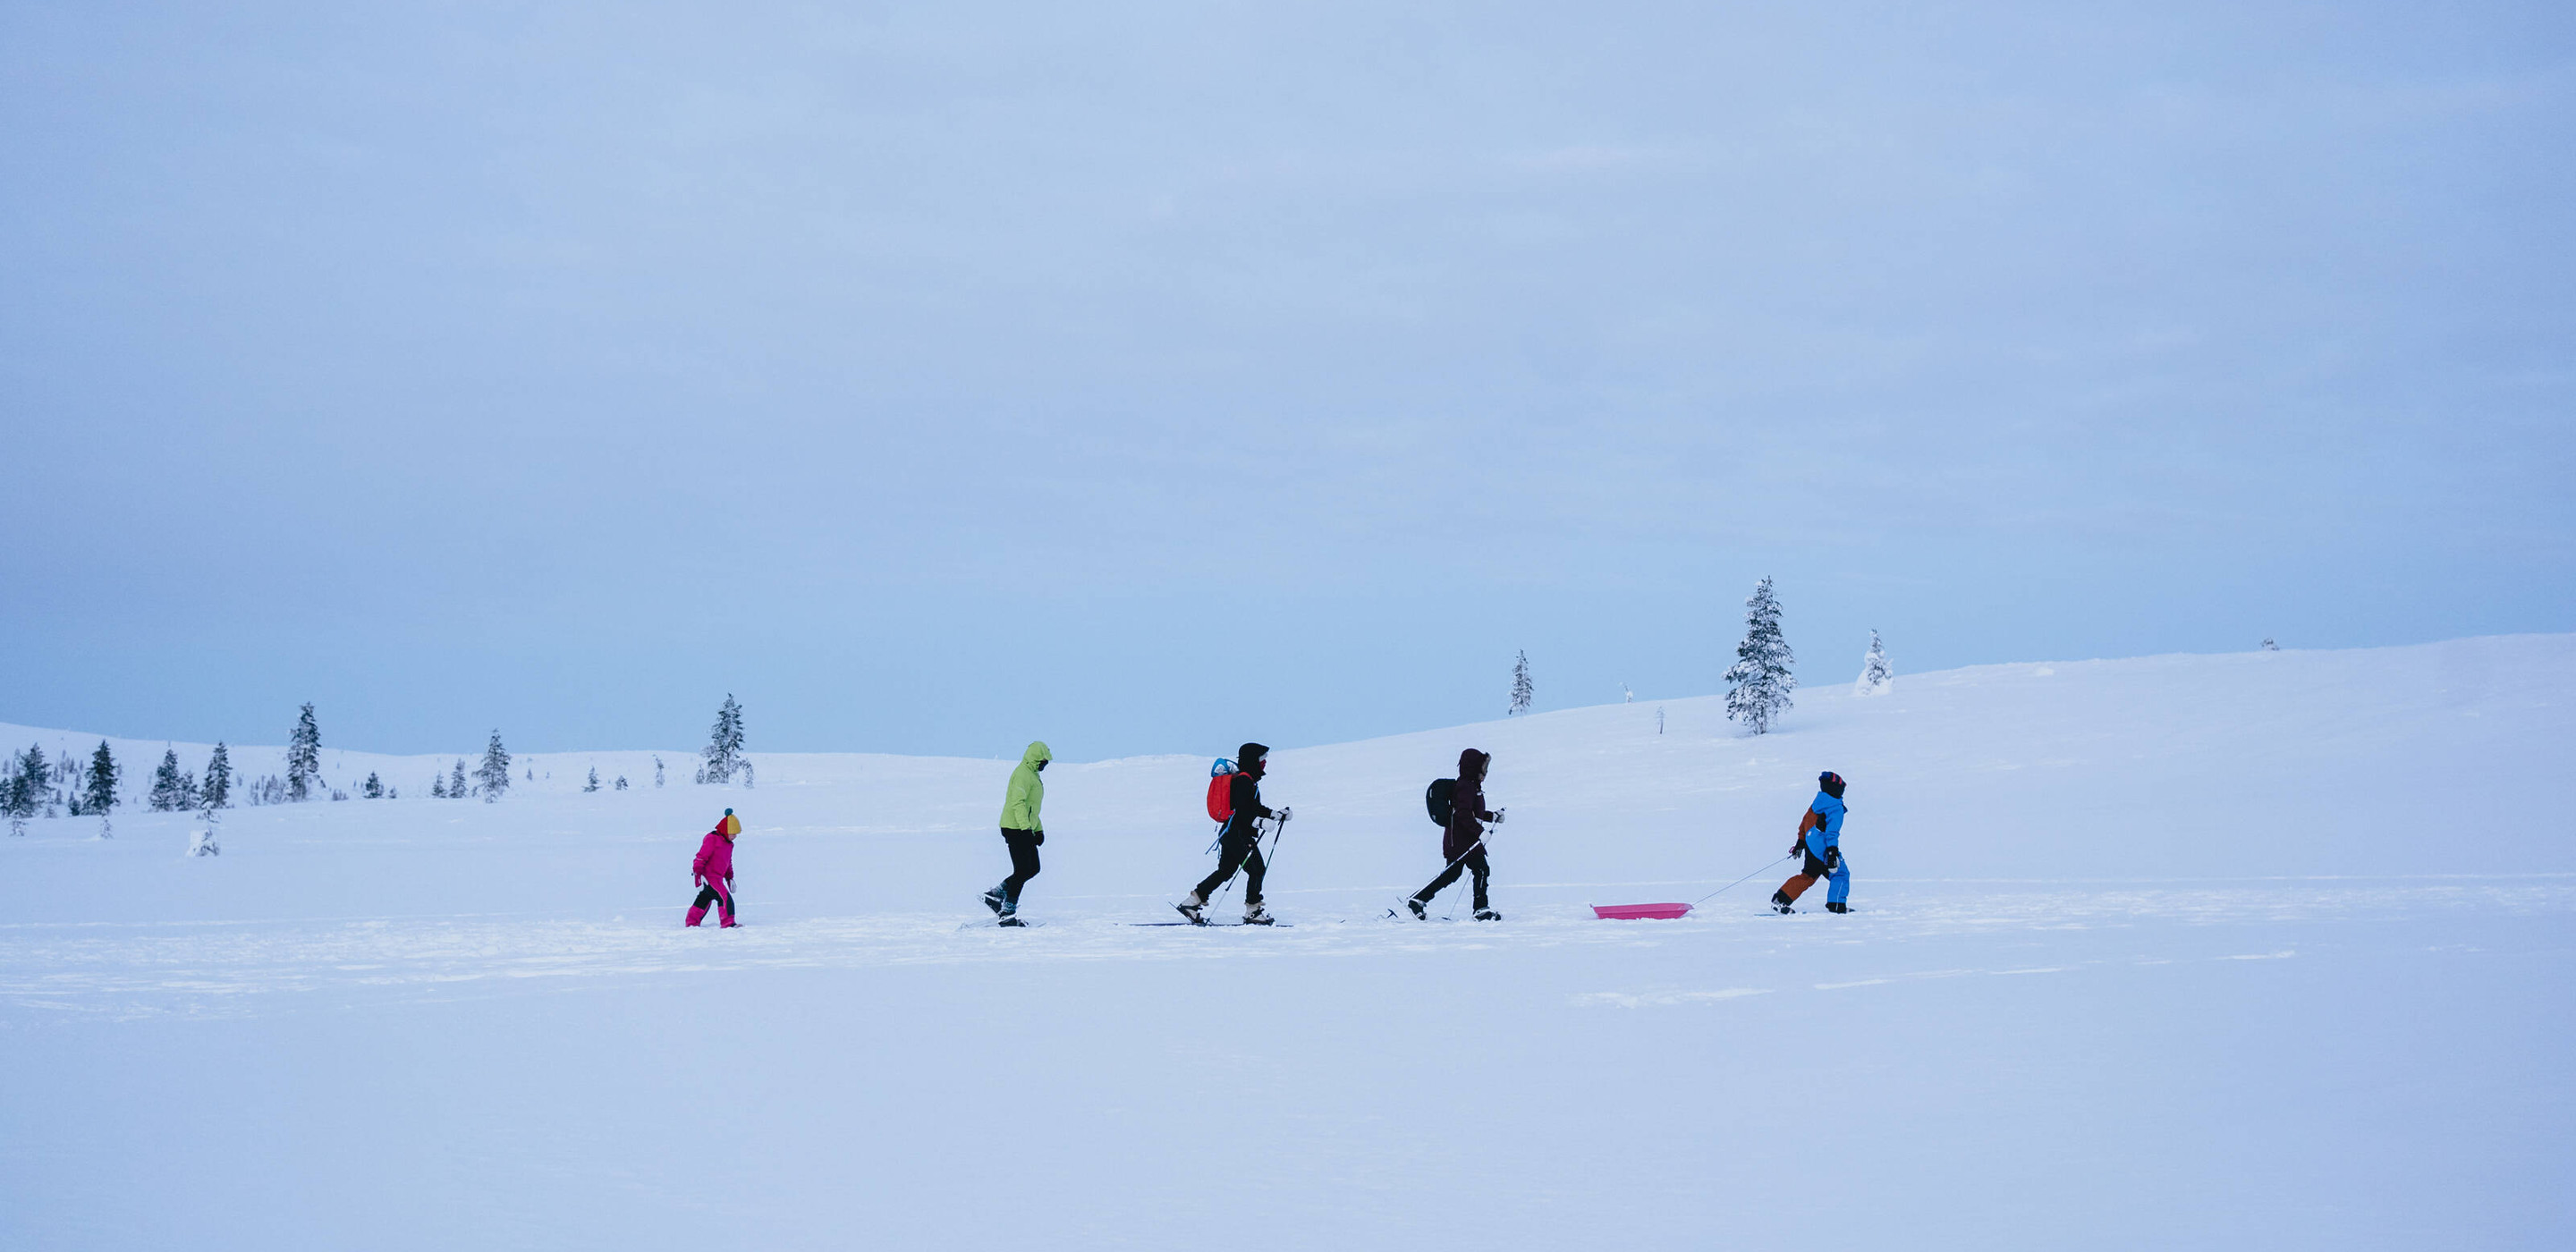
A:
3 0 2570 759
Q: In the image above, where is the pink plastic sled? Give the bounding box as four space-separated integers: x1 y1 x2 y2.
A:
1592 902 1693 920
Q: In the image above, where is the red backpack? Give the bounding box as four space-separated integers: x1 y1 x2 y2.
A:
1205 758 1241 823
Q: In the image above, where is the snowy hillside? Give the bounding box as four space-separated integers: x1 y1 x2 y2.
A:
3 635 2571 1249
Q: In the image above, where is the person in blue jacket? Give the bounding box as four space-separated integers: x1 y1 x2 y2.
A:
1771 771 1852 914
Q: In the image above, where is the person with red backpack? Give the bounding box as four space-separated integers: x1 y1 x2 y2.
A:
1175 742 1289 925
1408 748 1504 920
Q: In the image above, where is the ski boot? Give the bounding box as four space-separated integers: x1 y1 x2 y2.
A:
1174 898 1208 926
1770 890 1796 915
997 913 1029 927
1473 908 1502 921
982 887 1007 917
1825 901 1849 914
1405 897 1428 920
1242 903 1275 926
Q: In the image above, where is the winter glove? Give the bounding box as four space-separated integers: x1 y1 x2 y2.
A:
1824 847 1842 873
1488 809 1505 825
1033 831 1045 847
1275 806 1292 823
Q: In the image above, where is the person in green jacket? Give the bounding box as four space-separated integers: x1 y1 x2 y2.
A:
983 741 1051 926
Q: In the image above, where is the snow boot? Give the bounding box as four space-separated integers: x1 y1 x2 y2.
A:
1473 908 1503 921
982 886 1007 917
684 906 708 927
1826 901 1849 914
1770 890 1796 915
998 915 1029 927
1405 897 1428 920
1242 903 1275 926
1174 897 1208 926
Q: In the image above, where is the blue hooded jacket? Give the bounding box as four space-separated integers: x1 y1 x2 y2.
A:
1804 790 1846 854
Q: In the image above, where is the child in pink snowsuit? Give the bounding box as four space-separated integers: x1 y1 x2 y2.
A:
685 809 741 927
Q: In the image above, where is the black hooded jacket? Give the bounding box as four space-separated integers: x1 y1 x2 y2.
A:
1444 749 1496 861
1223 741 1275 842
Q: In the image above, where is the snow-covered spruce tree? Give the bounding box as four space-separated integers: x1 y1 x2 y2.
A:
286 703 321 802
200 743 232 811
149 748 190 811
362 772 384 799
614 774 629 791
430 772 446 799
448 759 468 799
1508 652 1533 715
699 695 746 786
4 743 47 835
475 732 512 802
84 740 121 837
654 756 665 788
583 766 599 793
1723 576 1796 735
1854 630 1893 697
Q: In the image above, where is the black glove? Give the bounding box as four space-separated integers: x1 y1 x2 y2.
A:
1824 846 1842 873
1033 831 1045 847
1790 840 1807 859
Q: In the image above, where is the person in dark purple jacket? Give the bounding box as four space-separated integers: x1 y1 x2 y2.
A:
1410 748 1504 920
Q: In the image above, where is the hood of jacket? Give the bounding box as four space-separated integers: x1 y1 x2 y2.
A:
1021 741 1052 769
1457 748 1488 783
1237 742 1269 778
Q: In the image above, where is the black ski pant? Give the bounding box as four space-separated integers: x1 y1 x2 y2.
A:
1413 846 1491 910
997 827 1042 905
1193 832 1267 906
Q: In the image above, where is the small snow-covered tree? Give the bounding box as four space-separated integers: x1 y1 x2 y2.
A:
1724 576 1796 735
285 703 322 801
362 772 384 799
1854 630 1893 697
430 772 446 799
583 766 600 793
614 774 629 791
654 756 665 788
200 743 233 811
475 732 512 802
83 740 121 837
1508 652 1533 715
2261 638 2279 651
149 747 191 811
449 759 468 799
1656 706 1665 735
699 695 747 785
4 743 47 835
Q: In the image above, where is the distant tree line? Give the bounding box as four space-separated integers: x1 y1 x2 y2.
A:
6 695 752 830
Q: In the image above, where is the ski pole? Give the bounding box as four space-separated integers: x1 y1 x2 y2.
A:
1393 834 1487 918
1262 808 1291 880
1690 853 1796 908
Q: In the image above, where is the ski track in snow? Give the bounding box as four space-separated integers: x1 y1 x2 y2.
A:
4 880 2561 1019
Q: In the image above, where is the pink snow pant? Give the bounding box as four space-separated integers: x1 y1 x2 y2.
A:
686 879 736 927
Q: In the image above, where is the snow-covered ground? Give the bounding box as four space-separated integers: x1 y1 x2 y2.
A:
4 636 2572 1248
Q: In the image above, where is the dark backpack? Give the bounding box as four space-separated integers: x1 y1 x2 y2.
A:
1425 777 1456 828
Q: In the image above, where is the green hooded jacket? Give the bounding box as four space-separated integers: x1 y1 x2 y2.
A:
1000 741 1050 831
